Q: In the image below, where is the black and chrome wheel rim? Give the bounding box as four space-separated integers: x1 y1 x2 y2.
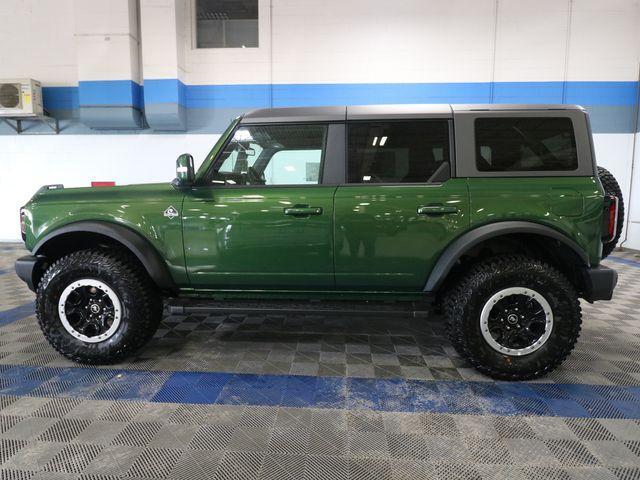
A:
58 279 122 343
480 287 553 356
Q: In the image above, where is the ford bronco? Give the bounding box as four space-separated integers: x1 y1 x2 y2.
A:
15 104 623 380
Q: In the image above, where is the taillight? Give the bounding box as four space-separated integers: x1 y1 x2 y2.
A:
603 195 619 243
19 208 26 241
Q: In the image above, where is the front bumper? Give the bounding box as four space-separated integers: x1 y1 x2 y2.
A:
583 264 618 302
15 255 45 292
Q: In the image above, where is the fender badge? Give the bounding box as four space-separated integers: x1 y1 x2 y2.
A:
163 206 179 219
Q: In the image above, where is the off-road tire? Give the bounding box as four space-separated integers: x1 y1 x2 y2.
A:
598 165 624 258
36 249 163 364
443 255 581 380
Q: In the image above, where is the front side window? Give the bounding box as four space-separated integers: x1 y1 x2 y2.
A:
475 117 578 172
347 121 450 184
196 0 259 48
208 124 326 186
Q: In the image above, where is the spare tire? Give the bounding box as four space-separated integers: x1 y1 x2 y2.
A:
597 166 624 258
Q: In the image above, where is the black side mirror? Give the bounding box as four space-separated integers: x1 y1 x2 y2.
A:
174 153 195 186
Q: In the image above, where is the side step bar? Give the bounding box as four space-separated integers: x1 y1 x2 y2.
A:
167 299 431 318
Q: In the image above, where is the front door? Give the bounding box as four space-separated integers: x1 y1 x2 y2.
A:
183 123 335 289
334 119 469 290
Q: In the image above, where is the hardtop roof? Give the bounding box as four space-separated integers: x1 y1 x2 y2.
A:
240 104 585 123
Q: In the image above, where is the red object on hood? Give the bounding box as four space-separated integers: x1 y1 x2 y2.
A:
91 181 116 187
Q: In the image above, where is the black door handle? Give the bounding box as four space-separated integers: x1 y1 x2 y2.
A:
284 207 323 216
417 205 458 215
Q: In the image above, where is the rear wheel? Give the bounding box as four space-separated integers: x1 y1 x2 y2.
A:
36 249 163 364
443 255 581 380
598 166 624 258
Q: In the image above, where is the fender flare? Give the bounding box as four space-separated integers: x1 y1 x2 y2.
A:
33 221 176 292
424 221 590 292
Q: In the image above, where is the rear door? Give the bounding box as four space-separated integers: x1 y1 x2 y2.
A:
182 123 341 289
333 118 469 290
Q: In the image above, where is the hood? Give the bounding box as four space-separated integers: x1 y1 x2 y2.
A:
28 182 176 205
21 182 185 251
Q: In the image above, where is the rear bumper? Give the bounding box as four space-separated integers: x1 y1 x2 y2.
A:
584 265 618 302
15 255 45 292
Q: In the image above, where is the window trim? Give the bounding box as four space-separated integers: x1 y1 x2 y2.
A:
196 122 331 188
454 110 595 178
192 0 261 50
344 118 455 186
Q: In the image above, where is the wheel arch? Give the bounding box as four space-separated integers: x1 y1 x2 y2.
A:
32 221 177 293
425 221 589 294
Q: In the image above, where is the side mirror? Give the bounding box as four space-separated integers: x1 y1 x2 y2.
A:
175 153 195 186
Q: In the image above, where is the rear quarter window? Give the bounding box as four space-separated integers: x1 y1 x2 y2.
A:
475 117 578 172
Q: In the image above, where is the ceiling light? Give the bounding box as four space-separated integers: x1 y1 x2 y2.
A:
380 136 388 146
372 137 378 146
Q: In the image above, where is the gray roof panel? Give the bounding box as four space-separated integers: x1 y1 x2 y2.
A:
241 106 346 123
347 104 452 120
452 104 584 111
239 104 584 123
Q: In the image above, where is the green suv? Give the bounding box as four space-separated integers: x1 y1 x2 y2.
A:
15 104 622 380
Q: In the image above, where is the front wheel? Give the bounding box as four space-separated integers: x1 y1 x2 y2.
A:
36 249 163 364
443 255 581 380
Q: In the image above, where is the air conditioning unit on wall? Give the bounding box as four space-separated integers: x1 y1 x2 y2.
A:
0 78 44 117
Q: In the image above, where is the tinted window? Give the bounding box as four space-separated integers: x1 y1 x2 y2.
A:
209 124 326 185
475 117 578 172
347 121 450 184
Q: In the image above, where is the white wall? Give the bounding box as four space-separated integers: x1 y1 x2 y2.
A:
0 0 76 87
0 134 218 241
180 0 640 85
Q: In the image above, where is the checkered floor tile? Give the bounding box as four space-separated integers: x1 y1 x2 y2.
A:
1 243 639 479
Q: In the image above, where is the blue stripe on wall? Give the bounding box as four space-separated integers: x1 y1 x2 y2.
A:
143 78 187 106
185 83 272 108
45 80 639 110
38 80 639 133
78 80 144 109
180 81 639 109
42 86 79 111
1 364 639 418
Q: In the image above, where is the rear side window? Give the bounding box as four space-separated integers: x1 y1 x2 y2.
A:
347 121 450 183
475 117 578 172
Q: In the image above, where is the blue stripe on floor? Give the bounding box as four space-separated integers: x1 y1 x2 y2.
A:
0 303 35 327
0 364 638 418
606 255 640 268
